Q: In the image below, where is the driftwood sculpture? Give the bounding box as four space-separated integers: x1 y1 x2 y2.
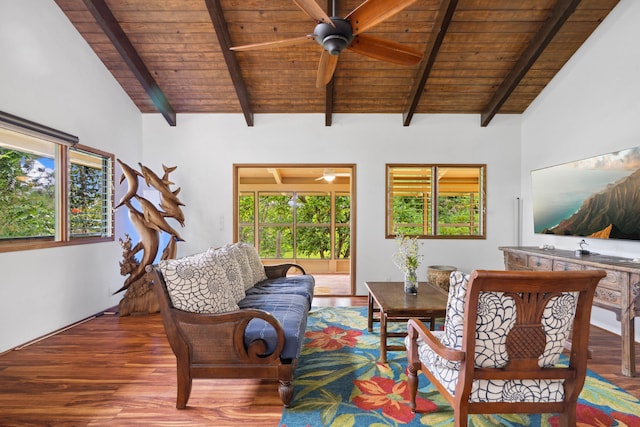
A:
115 159 185 316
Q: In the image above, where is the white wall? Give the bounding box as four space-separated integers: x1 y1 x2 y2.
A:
521 0 640 340
0 1 142 352
142 113 522 295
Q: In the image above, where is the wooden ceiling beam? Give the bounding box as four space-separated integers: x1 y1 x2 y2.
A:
402 0 458 127
480 0 582 127
205 0 254 127
82 0 177 127
326 80 334 126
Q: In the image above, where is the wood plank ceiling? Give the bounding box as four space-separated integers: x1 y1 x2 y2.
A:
54 0 620 127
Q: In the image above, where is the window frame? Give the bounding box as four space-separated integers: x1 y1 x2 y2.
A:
0 112 114 253
385 163 486 240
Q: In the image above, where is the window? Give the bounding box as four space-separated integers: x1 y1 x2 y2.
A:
235 165 352 262
69 147 113 238
386 164 486 239
242 191 348 260
0 111 114 252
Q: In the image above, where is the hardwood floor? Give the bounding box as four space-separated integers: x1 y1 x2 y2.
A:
0 297 638 426
311 273 351 296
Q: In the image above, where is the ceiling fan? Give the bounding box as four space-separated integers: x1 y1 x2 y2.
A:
315 168 350 182
230 0 423 88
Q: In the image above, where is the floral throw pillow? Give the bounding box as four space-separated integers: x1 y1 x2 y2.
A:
159 250 239 314
227 242 254 291
209 246 246 304
238 242 267 285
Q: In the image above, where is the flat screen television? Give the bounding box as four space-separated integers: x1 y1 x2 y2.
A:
531 146 640 240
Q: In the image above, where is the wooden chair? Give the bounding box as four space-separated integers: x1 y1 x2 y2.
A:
406 269 606 427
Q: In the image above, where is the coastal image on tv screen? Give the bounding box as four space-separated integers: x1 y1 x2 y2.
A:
532 146 640 240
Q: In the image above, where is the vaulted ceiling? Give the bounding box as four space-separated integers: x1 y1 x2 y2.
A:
54 0 619 127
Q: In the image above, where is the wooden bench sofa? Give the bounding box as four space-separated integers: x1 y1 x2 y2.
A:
146 242 314 408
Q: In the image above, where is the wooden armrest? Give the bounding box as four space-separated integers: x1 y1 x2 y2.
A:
173 306 284 330
407 318 465 363
147 264 286 363
264 263 307 278
172 307 286 363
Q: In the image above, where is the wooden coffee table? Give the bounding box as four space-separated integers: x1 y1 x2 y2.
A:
365 281 448 362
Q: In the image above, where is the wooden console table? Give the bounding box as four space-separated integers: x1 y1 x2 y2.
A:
499 246 640 377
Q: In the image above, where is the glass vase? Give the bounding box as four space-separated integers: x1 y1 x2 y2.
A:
404 268 418 295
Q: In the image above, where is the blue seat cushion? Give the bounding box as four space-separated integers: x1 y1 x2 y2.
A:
238 293 309 361
245 275 315 308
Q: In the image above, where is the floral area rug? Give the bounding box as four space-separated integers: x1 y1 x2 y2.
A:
279 306 640 427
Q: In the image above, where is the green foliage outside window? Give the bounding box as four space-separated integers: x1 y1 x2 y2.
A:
238 193 255 243
335 195 350 259
259 225 294 258
392 195 429 236
0 148 55 239
239 191 351 260
387 164 485 239
258 194 293 258
296 194 331 259
438 194 480 236
69 155 109 237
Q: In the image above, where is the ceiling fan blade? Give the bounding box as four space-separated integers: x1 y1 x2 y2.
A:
346 0 418 35
348 34 422 65
316 50 339 88
231 35 315 52
293 0 335 26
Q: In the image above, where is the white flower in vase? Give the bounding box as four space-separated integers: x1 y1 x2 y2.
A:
392 233 423 294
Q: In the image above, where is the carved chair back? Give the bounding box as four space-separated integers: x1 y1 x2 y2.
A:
407 269 606 427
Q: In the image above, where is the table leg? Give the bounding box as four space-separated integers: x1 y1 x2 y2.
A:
367 292 373 333
380 310 387 363
621 288 636 376
621 318 636 376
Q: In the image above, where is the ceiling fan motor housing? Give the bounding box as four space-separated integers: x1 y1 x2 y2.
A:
314 18 354 56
